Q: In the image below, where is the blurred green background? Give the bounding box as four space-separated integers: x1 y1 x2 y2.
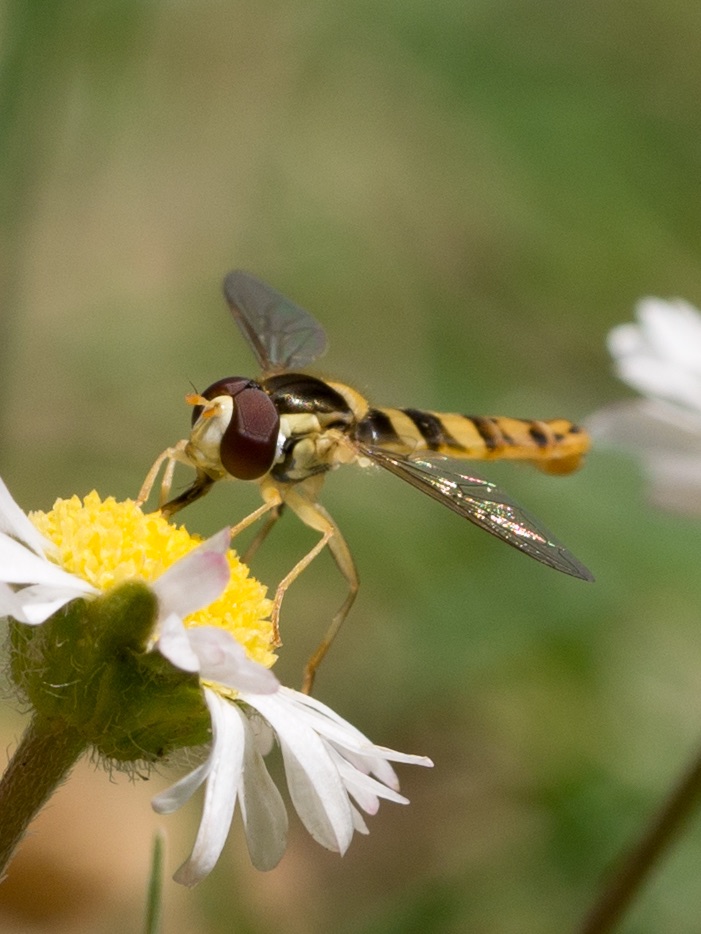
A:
3 1 701 931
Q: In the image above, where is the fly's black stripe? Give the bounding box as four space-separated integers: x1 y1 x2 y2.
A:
401 408 462 451
497 424 515 445
354 408 402 447
528 424 550 447
467 415 502 452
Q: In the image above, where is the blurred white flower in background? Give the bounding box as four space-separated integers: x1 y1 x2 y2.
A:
589 297 701 515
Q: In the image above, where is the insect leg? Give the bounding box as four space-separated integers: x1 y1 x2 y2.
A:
241 503 286 564
229 492 283 543
136 440 190 508
160 471 216 517
281 487 359 694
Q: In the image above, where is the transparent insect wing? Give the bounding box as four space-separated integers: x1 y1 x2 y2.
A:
363 449 594 582
223 270 328 374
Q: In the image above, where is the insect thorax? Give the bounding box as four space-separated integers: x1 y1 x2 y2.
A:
263 373 361 483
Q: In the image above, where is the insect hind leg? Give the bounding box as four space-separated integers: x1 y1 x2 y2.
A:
280 487 359 694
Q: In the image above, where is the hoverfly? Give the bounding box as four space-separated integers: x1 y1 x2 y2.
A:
138 271 593 692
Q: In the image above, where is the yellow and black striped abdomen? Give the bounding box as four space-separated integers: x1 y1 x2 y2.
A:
354 407 590 475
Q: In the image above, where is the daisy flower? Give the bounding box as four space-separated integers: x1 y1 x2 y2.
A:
0 480 278 727
588 297 701 515
154 684 433 885
0 479 432 883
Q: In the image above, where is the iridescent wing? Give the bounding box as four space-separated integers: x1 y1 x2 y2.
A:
223 270 328 375
361 448 593 581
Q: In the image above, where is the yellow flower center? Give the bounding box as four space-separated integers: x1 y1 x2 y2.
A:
30 491 276 669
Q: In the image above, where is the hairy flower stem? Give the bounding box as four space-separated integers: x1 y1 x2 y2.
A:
578 742 701 934
0 716 85 878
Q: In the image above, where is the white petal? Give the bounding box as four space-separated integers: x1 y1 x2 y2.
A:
186 626 279 693
246 691 354 854
152 758 212 814
360 744 434 769
0 582 30 622
8 583 92 624
334 754 409 811
277 688 433 773
338 745 400 787
173 690 245 887
0 478 54 556
587 399 701 515
0 534 96 592
279 744 351 853
615 355 701 412
238 713 288 871
636 297 701 374
157 613 200 672
350 804 370 835
248 710 275 755
152 528 231 621
588 398 701 448
608 299 701 411
643 457 701 515
275 689 379 752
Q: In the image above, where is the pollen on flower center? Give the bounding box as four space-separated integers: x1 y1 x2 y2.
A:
29 491 276 668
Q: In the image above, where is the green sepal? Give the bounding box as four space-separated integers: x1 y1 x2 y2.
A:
10 583 211 762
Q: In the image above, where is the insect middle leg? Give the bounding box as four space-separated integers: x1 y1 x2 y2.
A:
277 484 359 694
241 503 285 565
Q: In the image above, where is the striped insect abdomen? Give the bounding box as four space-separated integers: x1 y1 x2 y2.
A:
354 407 590 475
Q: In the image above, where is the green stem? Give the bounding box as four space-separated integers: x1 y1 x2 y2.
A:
0 716 86 878
578 742 701 934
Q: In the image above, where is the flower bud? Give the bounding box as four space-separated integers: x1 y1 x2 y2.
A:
10 582 211 762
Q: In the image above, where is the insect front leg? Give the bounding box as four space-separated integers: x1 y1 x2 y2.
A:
136 439 191 509
280 484 359 695
160 470 217 518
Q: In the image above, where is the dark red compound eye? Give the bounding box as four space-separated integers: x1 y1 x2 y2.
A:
195 377 280 480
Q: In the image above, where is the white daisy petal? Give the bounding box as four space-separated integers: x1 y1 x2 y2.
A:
238 711 288 871
278 739 353 853
0 582 30 622
8 583 94 625
152 529 231 621
0 534 97 591
244 691 356 853
608 298 701 413
160 682 432 882
0 477 54 556
588 398 701 514
275 688 432 775
589 398 701 448
335 757 409 810
157 613 201 672
615 354 701 412
248 711 275 756
173 690 245 887
339 746 400 788
350 804 370 835
594 297 701 514
152 758 213 814
636 297 701 374
185 626 278 692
